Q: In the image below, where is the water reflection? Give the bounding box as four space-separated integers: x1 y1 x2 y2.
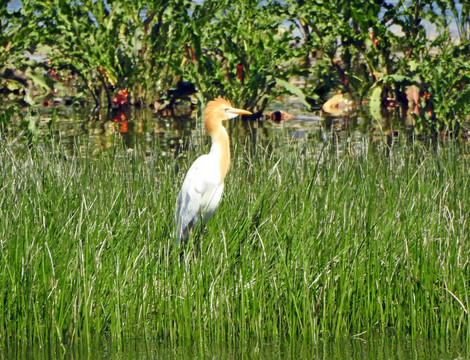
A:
41 104 381 157
2 336 467 359
2 101 414 161
38 106 196 159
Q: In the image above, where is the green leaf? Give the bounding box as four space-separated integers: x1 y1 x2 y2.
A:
381 75 411 84
369 86 382 121
24 67 53 92
275 78 311 110
408 60 419 72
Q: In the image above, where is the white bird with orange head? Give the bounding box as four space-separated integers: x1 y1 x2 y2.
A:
175 97 252 244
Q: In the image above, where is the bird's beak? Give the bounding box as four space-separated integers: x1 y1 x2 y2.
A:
228 107 252 116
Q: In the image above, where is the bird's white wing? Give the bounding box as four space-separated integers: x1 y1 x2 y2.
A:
175 155 221 243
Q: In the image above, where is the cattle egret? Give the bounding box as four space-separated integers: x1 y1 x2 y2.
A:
175 97 252 245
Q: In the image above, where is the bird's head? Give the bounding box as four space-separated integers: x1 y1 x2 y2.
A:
204 97 252 133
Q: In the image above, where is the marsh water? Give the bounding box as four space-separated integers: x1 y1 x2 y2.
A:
5 96 402 160
3 335 469 359
2 101 469 360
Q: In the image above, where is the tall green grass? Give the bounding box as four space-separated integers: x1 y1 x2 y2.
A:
0 134 469 348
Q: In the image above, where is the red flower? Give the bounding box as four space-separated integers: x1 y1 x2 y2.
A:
370 31 379 48
183 45 196 61
237 64 244 81
112 89 128 106
42 99 51 107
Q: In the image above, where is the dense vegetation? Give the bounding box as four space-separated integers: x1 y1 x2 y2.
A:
0 135 469 347
1 0 469 134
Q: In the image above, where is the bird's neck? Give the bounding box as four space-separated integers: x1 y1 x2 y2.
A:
209 125 230 183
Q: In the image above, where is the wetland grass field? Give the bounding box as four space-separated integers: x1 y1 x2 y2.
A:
0 135 469 350
2 0 470 357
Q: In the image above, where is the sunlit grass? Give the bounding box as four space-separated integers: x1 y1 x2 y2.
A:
0 135 469 348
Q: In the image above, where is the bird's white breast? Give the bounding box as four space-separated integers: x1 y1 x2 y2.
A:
176 153 224 235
